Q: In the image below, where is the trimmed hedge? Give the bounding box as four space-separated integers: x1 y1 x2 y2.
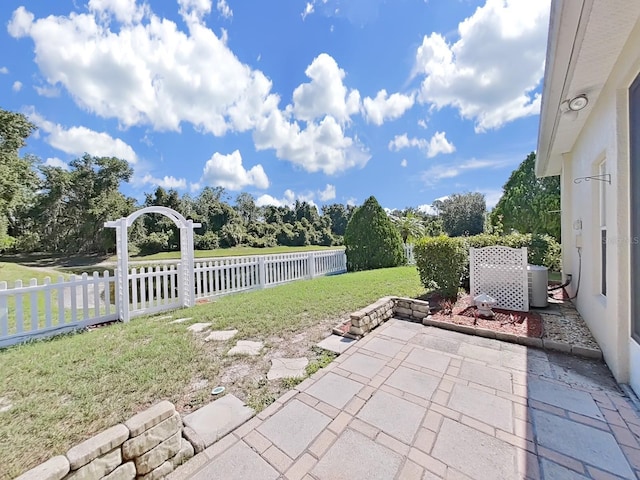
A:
414 235 466 298
414 233 561 296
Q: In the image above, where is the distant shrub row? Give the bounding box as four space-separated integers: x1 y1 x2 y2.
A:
414 233 561 298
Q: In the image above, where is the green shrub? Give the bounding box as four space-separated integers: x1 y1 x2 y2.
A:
414 235 466 298
344 196 404 272
194 231 219 250
137 232 169 255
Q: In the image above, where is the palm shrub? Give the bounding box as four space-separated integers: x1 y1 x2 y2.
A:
344 196 404 271
414 235 466 298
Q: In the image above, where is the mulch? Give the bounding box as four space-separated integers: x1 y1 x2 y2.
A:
427 294 544 338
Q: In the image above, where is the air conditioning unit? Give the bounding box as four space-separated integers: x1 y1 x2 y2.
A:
527 265 549 308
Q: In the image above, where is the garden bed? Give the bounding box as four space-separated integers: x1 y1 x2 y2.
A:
426 294 544 338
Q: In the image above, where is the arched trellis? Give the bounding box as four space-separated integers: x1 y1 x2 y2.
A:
104 206 201 322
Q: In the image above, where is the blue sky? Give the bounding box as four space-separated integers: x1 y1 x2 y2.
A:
0 0 550 212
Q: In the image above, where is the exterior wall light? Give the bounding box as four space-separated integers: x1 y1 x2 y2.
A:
567 94 588 111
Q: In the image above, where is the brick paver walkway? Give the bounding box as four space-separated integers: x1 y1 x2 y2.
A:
170 319 640 480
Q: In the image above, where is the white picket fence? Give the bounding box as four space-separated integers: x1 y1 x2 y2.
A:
0 249 346 348
404 244 415 265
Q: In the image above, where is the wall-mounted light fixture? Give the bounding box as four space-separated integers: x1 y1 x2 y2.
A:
567 94 588 111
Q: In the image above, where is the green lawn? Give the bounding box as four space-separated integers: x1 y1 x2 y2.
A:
122 245 343 262
0 263 71 336
0 265 423 479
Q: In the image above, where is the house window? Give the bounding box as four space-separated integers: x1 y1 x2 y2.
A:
599 160 607 296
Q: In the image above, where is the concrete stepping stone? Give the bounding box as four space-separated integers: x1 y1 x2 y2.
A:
169 317 193 324
205 329 238 342
182 394 255 452
266 357 309 380
316 334 356 354
186 322 211 332
227 340 264 356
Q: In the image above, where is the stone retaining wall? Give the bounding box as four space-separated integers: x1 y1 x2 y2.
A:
17 401 194 480
346 296 430 337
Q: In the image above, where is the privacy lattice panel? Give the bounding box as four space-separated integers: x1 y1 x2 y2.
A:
470 246 529 312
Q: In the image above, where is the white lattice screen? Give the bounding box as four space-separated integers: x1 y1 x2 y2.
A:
470 246 529 312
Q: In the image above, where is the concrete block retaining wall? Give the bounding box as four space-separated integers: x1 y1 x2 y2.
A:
16 401 194 480
347 296 430 337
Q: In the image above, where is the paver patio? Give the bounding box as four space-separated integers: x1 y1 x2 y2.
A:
169 318 640 480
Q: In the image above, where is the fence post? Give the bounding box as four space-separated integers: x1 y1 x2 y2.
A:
258 256 266 288
307 252 316 279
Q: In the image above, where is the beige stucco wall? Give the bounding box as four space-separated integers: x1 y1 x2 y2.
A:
561 18 640 384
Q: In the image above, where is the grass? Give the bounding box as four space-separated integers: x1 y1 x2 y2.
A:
0 265 423 478
0 263 70 336
122 245 343 262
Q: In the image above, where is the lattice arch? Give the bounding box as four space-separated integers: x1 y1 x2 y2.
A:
470 246 529 312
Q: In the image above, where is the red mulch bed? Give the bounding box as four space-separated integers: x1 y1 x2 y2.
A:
427 294 544 338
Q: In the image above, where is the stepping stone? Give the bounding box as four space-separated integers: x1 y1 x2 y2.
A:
205 329 238 342
187 322 211 332
0 397 12 413
267 357 309 380
317 334 356 354
227 340 264 356
183 394 255 450
169 317 193 324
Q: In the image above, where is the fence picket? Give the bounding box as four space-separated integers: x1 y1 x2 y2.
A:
0 282 7 337
1 249 345 347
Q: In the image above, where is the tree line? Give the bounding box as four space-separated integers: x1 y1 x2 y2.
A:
0 107 559 256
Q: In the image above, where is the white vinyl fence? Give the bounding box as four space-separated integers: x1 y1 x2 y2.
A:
0 249 346 348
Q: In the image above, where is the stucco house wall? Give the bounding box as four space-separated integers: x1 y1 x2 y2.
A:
557 17 640 385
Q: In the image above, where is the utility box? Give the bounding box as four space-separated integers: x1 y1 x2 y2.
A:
528 265 549 308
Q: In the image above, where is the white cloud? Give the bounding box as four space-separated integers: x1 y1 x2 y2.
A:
420 158 512 185
88 0 149 24
413 0 549 132
318 184 336 201
362 90 414 126
388 131 455 158
400 159 407 167
417 204 437 215
253 110 370 175
9 6 369 176
302 2 314 19
200 150 269 191
418 118 428 129
141 174 187 189
216 0 232 18
291 53 361 123
346 197 357 207
256 188 321 208
8 5 276 136
44 157 69 170
12 81 22 92
0 67 8 74
28 111 138 163
34 84 60 97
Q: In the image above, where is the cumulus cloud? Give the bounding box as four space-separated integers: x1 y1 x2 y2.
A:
28 111 138 163
413 0 549 132
318 184 336 201
253 110 370 175
44 157 69 170
9 5 370 176
200 150 269 191
291 53 361 123
0 67 8 74
362 90 414 125
388 131 455 158
141 174 187 189
12 81 22 92
400 159 407 167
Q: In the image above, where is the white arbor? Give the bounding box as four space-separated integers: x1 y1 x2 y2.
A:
104 207 201 322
